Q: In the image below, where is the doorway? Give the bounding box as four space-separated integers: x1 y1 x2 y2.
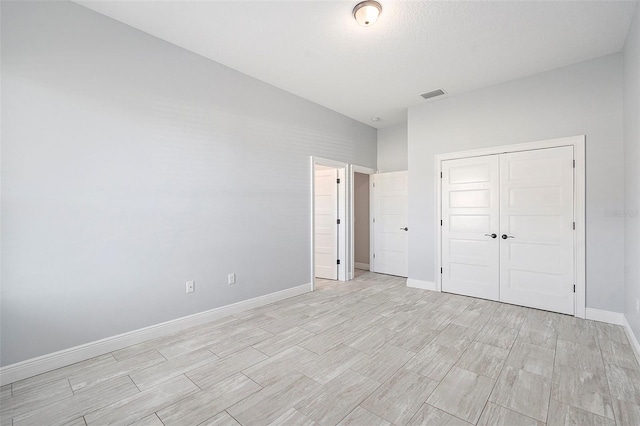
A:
349 165 376 281
353 172 371 272
311 157 347 287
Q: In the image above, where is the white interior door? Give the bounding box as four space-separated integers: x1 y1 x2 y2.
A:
315 167 338 280
372 171 408 277
441 156 500 300
499 147 575 314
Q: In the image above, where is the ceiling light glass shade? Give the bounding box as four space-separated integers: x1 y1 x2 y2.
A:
353 1 382 27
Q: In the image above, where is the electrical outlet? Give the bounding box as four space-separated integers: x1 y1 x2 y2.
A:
186 280 195 294
228 273 236 285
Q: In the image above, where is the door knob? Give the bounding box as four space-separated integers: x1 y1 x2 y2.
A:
501 234 515 239
400 227 408 231
484 233 497 239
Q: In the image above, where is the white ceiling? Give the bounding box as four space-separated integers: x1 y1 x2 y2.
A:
76 0 637 129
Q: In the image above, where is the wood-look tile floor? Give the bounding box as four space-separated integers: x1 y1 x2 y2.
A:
2 270 640 426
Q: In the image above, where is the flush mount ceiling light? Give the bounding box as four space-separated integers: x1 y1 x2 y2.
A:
353 1 382 27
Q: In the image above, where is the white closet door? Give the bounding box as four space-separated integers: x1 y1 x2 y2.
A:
371 171 408 277
441 156 500 300
499 147 575 314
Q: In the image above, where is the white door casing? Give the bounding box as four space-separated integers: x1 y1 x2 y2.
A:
314 167 338 280
336 167 346 281
310 157 347 286
372 171 409 277
499 147 575 314
441 156 500 301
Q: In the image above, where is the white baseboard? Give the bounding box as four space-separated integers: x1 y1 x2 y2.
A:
406 278 437 291
354 262 370 270
0 283 313 386
585 308 625 325
623 315 640 368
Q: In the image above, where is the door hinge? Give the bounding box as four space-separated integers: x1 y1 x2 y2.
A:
373 182 376 188
573 222 575 230
440 220 443 226
573 284 576 293
373 253 376 259
337 259 341 265
337 219 341 225
440 267 443 274
440 172 443 178
337 178 341 184
573 159 575 168
373 218 376 223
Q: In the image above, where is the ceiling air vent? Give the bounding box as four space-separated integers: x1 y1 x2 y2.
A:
420 89 446 100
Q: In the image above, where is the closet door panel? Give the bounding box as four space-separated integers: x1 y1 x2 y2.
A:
498 147 575 315
441 156 500 301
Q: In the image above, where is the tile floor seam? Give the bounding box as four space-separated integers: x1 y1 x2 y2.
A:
128 374 142 393
476 399 491 425
600 336 621 426
249 345 271 358
421 324 465 382
455 364 502 383
152 412 166 426
380 341 441 423
491 403 547 425
206 346 226 358
223 409 242 426
240 372 264 391
152 387 204 426
434 401 475 425
318 376 384 426
476 308 521 423
183 373 203 392
294 368 322 388
594 332 614 425
545 327 560 425
157 349 169 363
424 348 485 423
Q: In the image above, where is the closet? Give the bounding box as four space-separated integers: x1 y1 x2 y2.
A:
440 146 575 315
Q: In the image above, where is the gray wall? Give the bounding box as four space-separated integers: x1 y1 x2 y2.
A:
1 1 376 366
354 173 370 265
408 54 624 313
377 123 408 172
624 5 640 340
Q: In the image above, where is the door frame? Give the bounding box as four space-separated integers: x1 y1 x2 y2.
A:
310 157 348 289
349 165 377 280
434 135 586 318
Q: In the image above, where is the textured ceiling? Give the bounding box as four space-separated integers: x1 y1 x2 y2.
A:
76 1 637 128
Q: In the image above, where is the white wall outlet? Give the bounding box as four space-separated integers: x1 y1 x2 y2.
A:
636 298 639 314
186 280 195 294
228 273 236 285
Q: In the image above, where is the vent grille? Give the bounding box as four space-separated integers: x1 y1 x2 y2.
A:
420 89 446 100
